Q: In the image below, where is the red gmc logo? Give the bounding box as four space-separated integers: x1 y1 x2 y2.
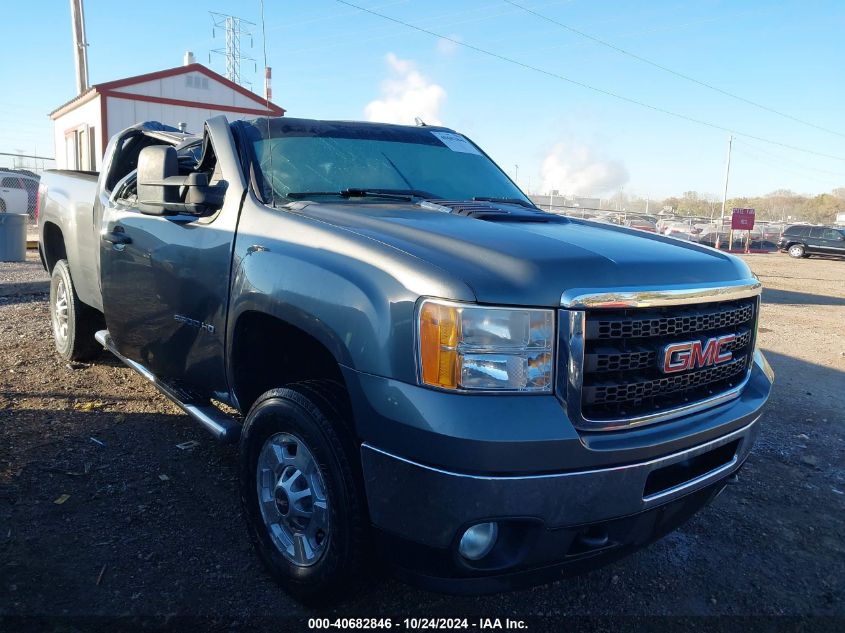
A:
661 334 736 374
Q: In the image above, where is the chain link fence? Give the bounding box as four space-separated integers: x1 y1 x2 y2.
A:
0 153 56 225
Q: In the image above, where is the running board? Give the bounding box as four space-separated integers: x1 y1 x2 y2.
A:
94 330 241 443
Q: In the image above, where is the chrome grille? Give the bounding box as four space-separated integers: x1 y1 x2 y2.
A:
585 356 748 405
558 285 761 432
586 329 751 374
590 303 753 340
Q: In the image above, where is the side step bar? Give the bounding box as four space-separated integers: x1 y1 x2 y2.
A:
94 330 241 443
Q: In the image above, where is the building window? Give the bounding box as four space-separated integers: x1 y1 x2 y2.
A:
64 124 96 171
185 74 209 89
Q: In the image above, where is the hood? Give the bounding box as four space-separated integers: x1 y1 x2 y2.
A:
293 201 753 307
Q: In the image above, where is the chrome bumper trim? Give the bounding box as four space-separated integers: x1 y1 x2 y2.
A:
560 279 762 309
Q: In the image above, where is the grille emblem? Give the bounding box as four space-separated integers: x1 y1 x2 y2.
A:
661 334 736 374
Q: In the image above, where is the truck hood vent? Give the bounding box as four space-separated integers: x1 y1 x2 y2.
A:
420 200 567 223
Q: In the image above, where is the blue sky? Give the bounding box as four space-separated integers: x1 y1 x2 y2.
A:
2 0 844 199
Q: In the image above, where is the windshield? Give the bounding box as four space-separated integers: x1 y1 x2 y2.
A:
238 118 529 204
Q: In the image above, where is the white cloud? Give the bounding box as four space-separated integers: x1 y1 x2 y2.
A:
364 53 446 126
540 142 629 196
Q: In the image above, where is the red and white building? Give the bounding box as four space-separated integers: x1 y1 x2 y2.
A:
50 60 285 170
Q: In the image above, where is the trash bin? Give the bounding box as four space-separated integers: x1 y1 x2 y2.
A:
0 213 28 262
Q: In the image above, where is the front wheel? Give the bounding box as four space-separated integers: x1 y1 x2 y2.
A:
239 381 368 604
788 244 805 258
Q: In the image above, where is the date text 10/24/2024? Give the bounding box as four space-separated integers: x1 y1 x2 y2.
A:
308 618 528 630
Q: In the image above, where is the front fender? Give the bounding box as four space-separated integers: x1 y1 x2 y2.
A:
228 198 475 383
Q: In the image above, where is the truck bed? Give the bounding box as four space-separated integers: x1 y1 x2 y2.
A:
38 170 103 311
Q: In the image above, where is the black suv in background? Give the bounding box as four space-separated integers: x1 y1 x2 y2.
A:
778 225 845 259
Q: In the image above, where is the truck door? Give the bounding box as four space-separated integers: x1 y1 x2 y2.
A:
99 121 245 401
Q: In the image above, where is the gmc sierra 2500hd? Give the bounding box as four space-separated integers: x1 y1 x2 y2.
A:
38 116 773 602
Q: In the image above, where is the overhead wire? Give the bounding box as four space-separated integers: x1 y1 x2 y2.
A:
732 144 844 187
502 0 845 139
283 0 572 59
734 139 845 178
335 0 845 163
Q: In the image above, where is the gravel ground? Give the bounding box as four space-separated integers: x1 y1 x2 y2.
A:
0 251 48 296
0 252 843 631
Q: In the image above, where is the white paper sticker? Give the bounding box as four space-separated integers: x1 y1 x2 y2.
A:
430 131 481 155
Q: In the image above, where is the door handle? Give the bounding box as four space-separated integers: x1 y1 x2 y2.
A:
102 230 132 245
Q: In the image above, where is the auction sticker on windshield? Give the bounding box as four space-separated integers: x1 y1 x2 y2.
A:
430 131 481 155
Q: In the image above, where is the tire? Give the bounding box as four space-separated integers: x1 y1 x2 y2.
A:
239 380 368 604
788 244 805 258
49 259 103 361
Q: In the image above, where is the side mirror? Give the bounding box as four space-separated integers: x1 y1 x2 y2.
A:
137 146 227 216
137 146 180 215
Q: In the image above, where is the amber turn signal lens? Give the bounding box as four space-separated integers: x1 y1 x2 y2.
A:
419 302 459 389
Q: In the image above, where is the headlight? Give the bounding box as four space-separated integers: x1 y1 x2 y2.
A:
417 299 554 392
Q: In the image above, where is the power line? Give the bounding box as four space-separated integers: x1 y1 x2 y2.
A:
736 139 845 178
732 145 844 186
335 0 845 162
503 0 845 140
281 1 564 59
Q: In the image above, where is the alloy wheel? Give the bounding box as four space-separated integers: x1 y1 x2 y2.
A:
256 432 330 566
52 278 69 346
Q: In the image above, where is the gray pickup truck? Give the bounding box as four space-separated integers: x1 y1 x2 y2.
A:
38 116 773 602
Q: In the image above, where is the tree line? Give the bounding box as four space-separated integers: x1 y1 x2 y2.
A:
608 188 845 224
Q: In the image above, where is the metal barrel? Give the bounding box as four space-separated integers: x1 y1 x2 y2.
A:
0 213 28 262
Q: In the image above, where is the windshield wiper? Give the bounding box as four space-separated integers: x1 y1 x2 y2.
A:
472 196 538 209
287 188 435 202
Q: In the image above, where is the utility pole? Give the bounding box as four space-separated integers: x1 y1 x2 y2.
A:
514 164 519 185
69 0 89 94
717 135 733 249
720 135 733 223
210 12 256 86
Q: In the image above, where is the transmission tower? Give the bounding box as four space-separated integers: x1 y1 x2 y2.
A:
209 12 256 87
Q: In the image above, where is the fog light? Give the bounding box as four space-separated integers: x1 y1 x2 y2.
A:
458 522 498 560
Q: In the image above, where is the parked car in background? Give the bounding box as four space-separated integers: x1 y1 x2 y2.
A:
623 215 657 232
757 222 785 242
662 220 696 240
0 169 39 217
778 225 845 259
0 172 29 214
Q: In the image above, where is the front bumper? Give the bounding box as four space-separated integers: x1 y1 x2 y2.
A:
362 416 758 550
361 417 756 592
342 352 772 590
376 479 731 594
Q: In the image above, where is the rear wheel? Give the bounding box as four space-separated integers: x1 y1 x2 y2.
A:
788 244 805 258
49 259 103 361
239 381 368 604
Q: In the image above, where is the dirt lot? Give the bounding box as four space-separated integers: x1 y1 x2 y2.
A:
1 252 843 631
